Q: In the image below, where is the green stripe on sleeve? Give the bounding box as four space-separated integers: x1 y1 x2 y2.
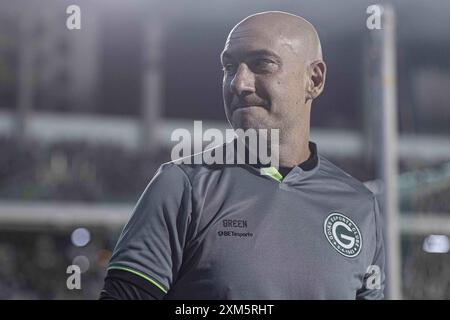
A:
107 265 168 294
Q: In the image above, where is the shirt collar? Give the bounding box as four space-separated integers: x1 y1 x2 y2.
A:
297 141 318 171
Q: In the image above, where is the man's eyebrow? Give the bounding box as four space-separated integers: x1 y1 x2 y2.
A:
246 49 282 60
221 49 281 63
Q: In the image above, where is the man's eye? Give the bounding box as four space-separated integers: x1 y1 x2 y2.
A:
251 59 277 73
254 59 274 68
222 64 236 73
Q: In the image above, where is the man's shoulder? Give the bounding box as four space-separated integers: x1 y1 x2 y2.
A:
317 155 375 200
161 143 231 183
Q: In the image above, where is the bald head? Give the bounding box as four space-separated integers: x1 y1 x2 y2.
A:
226 11 322 64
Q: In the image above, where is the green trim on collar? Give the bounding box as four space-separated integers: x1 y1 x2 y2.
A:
260 167 283 182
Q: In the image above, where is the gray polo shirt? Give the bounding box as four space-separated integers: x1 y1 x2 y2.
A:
108 141 385 299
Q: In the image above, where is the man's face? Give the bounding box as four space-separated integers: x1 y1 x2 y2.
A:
221 23 308 134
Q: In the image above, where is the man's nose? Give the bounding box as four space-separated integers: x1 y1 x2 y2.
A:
230 63 255 96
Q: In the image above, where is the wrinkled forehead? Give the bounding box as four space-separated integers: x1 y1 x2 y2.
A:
222 23 302 61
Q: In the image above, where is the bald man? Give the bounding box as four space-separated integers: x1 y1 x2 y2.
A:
222 11 324 168
101 11 385 300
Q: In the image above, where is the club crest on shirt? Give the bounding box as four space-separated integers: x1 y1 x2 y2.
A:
323 212 362 258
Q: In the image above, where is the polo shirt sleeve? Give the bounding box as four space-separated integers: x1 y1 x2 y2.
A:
107 162 192 297
356 196 386 300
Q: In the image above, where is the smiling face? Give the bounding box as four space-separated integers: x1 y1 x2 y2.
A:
221 12 325 141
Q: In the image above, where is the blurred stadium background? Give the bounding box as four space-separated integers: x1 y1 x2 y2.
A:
0 0 449 299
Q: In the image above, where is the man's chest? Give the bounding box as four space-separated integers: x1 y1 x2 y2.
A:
171 185 375 299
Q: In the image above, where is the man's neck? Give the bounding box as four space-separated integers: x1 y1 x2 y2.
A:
277 139 311 168
237 128 311 169
274 125 311 168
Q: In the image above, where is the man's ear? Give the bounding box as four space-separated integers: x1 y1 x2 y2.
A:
306 60 326 102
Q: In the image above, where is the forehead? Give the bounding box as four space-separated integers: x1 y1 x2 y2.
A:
222 24 298 61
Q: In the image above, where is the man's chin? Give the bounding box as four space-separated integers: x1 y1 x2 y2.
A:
231 115 264 132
